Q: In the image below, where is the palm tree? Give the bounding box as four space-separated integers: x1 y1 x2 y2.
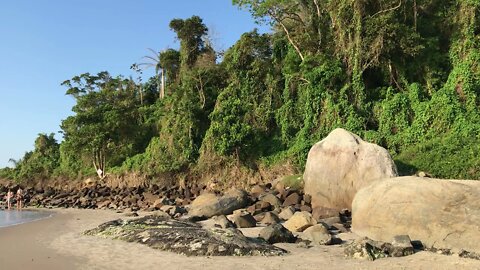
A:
138 48 165 99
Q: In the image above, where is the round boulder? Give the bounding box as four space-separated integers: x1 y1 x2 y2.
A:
304 128 397 210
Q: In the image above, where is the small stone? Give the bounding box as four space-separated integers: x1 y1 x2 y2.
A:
259 224 296 244
318 216 341 227
302 224 332 245
278 206 295 220
125 212 139 217
283 192 301 207
300 205 312 212
284 211 316 232
390 235 414 257
258 201 272 211
203 215 235 229
246 204 258 215
231 212 257 228
250 185 265 198
331 223 349 233
344 237 388 261
312 207 338 221
303 194 312 204
259 193 282 209
260 212 281 225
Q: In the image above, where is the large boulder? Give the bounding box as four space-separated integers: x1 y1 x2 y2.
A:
304 128 397 210
189 189 248 218
86 215 286 256
352 176 480 253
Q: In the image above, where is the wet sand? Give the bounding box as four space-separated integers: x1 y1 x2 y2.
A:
1 208 479 270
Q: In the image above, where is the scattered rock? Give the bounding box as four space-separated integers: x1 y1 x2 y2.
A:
344 237 389 261
302 224 332 245
390 235 414 257
283 192 301 207
202 215 235 229
278 206 295 221
231 212 257 228
125 212 139 217
284 211 316 232
331 223 349 233
189 189 249 219
250 185 265 198
259 193 282 209
345 236 416 260
259 224 296 244
260 212 281 225
304 128 398 210
312 207 338 221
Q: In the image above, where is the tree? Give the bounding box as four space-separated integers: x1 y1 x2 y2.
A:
60 72 152 179
169 16 209 70
138 48 166 99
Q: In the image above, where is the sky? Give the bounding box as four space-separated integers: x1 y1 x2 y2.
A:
0 0 270 168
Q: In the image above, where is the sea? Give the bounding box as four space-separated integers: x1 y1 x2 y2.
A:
0 210 52 228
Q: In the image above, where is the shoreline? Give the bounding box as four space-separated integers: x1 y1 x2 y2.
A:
0 208 55 228
0 208 479 270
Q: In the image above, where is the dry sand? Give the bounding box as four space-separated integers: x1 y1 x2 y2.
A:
0 208 479 270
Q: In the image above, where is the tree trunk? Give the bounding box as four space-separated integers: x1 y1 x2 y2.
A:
160 69 165 99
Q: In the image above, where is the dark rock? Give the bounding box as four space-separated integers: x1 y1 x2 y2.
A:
283 192 301 207
300 205 312 212
303 194 312 204
259 193 282 209
231 212 256 228
259 224 296 244
260 212 281 225
257 201 272 211
85 215 286 256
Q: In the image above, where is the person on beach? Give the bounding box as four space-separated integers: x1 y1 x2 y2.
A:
5 189 13 210
16 188 23 210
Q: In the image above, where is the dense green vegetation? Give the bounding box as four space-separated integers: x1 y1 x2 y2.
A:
2 1 479 183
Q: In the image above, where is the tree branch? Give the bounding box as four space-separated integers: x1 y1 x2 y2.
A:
370 1 402 18
268 10 305 61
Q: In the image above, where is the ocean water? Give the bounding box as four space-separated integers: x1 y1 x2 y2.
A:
0 210 52 228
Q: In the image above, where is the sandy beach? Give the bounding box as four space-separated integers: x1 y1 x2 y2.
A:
0 208 479 270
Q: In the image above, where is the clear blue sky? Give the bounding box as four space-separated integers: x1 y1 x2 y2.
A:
0 0 269 168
